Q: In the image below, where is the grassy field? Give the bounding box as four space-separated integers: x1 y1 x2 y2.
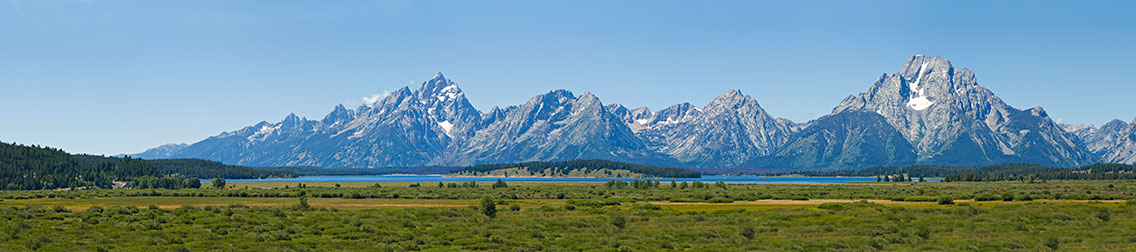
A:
2 195 1126 212
1 180 1135 251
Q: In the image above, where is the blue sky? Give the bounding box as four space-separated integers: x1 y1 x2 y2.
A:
2 0 1135 155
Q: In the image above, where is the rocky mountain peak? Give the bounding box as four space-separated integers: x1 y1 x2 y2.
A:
416 72 462 103
1075 117 1136 164
1028 106 1048 117
322 104 356 125
389 87 414 102
899 55 954 79
828 55 1092 167
576 91 600 105
135 65 1112 169
711 89 748 104
281 113 301 127
1102 119 1129 130
529 90 576 110
481 106 507 126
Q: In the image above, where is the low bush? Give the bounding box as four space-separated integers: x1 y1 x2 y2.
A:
902 196 937 202
706 198 735 203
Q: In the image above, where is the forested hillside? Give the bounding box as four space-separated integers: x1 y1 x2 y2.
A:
451 159 701 178
1 141 294 190
1 142 154 190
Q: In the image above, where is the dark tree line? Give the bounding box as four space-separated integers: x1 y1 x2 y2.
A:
150 159 295 179
454 159 701 178
271 166 457 176
792 163 1136 182
943 163 1136 182
1 141 295 190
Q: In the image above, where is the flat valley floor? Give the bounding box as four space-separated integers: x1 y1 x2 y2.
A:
1 181 1134 251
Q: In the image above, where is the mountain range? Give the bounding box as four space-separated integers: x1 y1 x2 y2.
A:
133 55 1135 170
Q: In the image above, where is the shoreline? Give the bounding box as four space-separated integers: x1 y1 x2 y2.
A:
442 174 694 179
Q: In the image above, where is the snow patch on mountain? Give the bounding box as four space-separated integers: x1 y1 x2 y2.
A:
437 121 454 137
906 62 934 110
248 124 280 141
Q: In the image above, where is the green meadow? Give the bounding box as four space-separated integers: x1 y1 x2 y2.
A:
1 180 1134 251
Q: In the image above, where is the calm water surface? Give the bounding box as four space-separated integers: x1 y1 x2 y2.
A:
226 175 937 184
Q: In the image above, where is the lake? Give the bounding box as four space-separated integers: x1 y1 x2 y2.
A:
224 175 937 184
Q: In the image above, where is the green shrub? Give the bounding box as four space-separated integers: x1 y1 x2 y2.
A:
480 197 496 218
903 196 937 202
741 227 755 239
973 194 1000 201
817 202 844 210
937 197 955 205
631 203 661 210
610 216 626 229
1096 209 1110 222
916 228 931 239
1045 238 1060 250
706 197 734 203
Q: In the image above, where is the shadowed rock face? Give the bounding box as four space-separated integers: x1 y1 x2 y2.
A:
137 55 1108 169
745 110 917 169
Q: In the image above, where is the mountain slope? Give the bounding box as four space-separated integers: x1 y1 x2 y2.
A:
827 55 1093 167
131 143 188 159
137 57 1112 170
746 110 917 169
437 90 669 166
746 55 1096 169
633 90 793 168
168 74 470 168
1069 119 1136 164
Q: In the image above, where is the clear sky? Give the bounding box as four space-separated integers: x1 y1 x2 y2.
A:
2 0 1134 155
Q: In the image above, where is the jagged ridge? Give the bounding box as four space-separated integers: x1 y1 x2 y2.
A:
135 55 1125 169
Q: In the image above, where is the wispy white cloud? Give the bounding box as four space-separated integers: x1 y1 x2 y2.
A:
362 91 391 106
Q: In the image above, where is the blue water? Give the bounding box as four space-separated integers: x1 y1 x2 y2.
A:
223 175 935 184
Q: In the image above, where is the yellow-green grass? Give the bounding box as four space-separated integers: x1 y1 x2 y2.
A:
0 197 481 210
3 195 1121 212
641 199 1129 211
214 181 605 189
